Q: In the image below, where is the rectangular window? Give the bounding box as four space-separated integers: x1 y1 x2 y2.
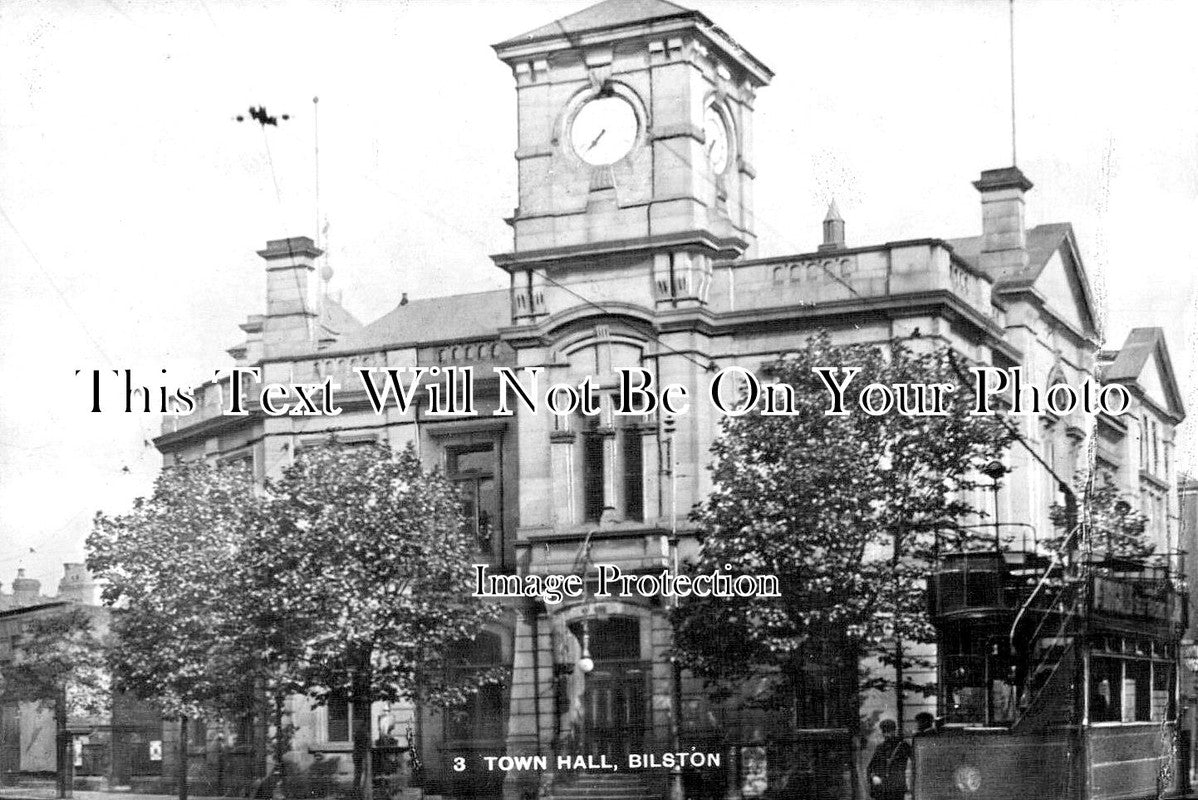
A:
1152 662 1174 721
583 434 605 522
1090 656 1122 722
1140 417 1149 469
622 430 643 521
189 719 207 748
327 689 350 742
218 452 254 476
448 444 499 554
1151 422 1158 473
1125 659 1151 721
235 714 254 749
447 683 505 742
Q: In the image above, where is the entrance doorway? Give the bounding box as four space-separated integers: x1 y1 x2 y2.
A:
570 618 647 761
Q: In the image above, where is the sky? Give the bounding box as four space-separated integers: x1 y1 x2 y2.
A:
1 0 1195 590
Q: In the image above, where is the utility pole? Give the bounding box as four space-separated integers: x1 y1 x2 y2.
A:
664 414 685 800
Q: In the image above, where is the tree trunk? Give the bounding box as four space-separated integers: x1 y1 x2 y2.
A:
174 713 189 800
271 693 287 799
55 690 71 799
845 641 863 800
892 523 905 733
178 716 189 800
351 670 373 800
894 635 905 734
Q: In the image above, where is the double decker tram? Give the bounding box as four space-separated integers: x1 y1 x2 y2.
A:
912 527 1188 800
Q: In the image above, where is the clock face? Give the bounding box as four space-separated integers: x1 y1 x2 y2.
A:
704 106 730 174
570 95 638 166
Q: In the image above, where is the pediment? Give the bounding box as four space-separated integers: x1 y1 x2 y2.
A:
1035 243 1097 337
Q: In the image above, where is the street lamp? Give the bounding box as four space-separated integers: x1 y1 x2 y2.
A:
662 414 685 800
982 460 1006 551
577 621 594 674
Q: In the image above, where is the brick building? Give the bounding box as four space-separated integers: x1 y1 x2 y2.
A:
150 1 1188 798
0 565 170 792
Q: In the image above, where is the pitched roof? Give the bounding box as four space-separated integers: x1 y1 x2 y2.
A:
946 221 1099 337
1100 327 1185 420
324 288 509 355
319 296 363 338
496 0 702 49
946 222 1074 286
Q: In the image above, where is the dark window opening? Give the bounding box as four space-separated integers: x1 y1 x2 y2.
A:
1153 662 1176 721
189 719 207 748
583 434 605 522
327 688 350 742
446 632 506 743
1090 656 1122 722
570 617 640 662
622 431 643 520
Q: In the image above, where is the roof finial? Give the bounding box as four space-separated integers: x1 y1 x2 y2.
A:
819 199 845 251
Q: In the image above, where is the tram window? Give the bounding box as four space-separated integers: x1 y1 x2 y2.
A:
991 673 1016 724
944 655 987 724
1152 663 1175 721
938 571 965 609
965 570 999 606
1090 657 1122 722
1125 660 1151 722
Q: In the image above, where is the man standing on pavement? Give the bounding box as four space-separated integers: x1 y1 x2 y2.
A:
868 719 912 800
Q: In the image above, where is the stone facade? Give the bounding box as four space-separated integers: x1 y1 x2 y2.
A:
149 1 1187 798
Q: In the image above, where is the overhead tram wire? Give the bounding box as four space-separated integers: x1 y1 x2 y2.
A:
0 203 116 368
0 203 162 466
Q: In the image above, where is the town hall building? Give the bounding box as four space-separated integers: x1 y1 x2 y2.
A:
151 1 1188 798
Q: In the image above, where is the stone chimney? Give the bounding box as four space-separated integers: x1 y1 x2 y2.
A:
228 314 264 365
973 166 1033 278
258 236 323 358
818 200 845 252
57 563 96 605
12 568 41 607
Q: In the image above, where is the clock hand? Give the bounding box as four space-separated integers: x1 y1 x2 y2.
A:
586 128 607 152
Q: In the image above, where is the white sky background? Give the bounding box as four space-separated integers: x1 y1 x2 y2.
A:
0 0 1195 588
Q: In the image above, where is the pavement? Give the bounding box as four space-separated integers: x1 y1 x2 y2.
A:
0 791 226 800
0 786 436 800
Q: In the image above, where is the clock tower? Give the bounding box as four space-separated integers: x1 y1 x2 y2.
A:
493 0 772 314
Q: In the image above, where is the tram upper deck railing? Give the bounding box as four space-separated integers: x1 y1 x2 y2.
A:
928 536 1185 629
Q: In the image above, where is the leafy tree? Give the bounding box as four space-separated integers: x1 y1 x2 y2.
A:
1048 474 1153 561
672 334 1010 741
1 607 110 798
87 463 271 800
247 441 502 798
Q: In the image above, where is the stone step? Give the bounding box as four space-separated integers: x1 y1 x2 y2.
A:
550 793 657 800
573 777 646 786
550 772 655 800
553 789 654 796
570 774 646 785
